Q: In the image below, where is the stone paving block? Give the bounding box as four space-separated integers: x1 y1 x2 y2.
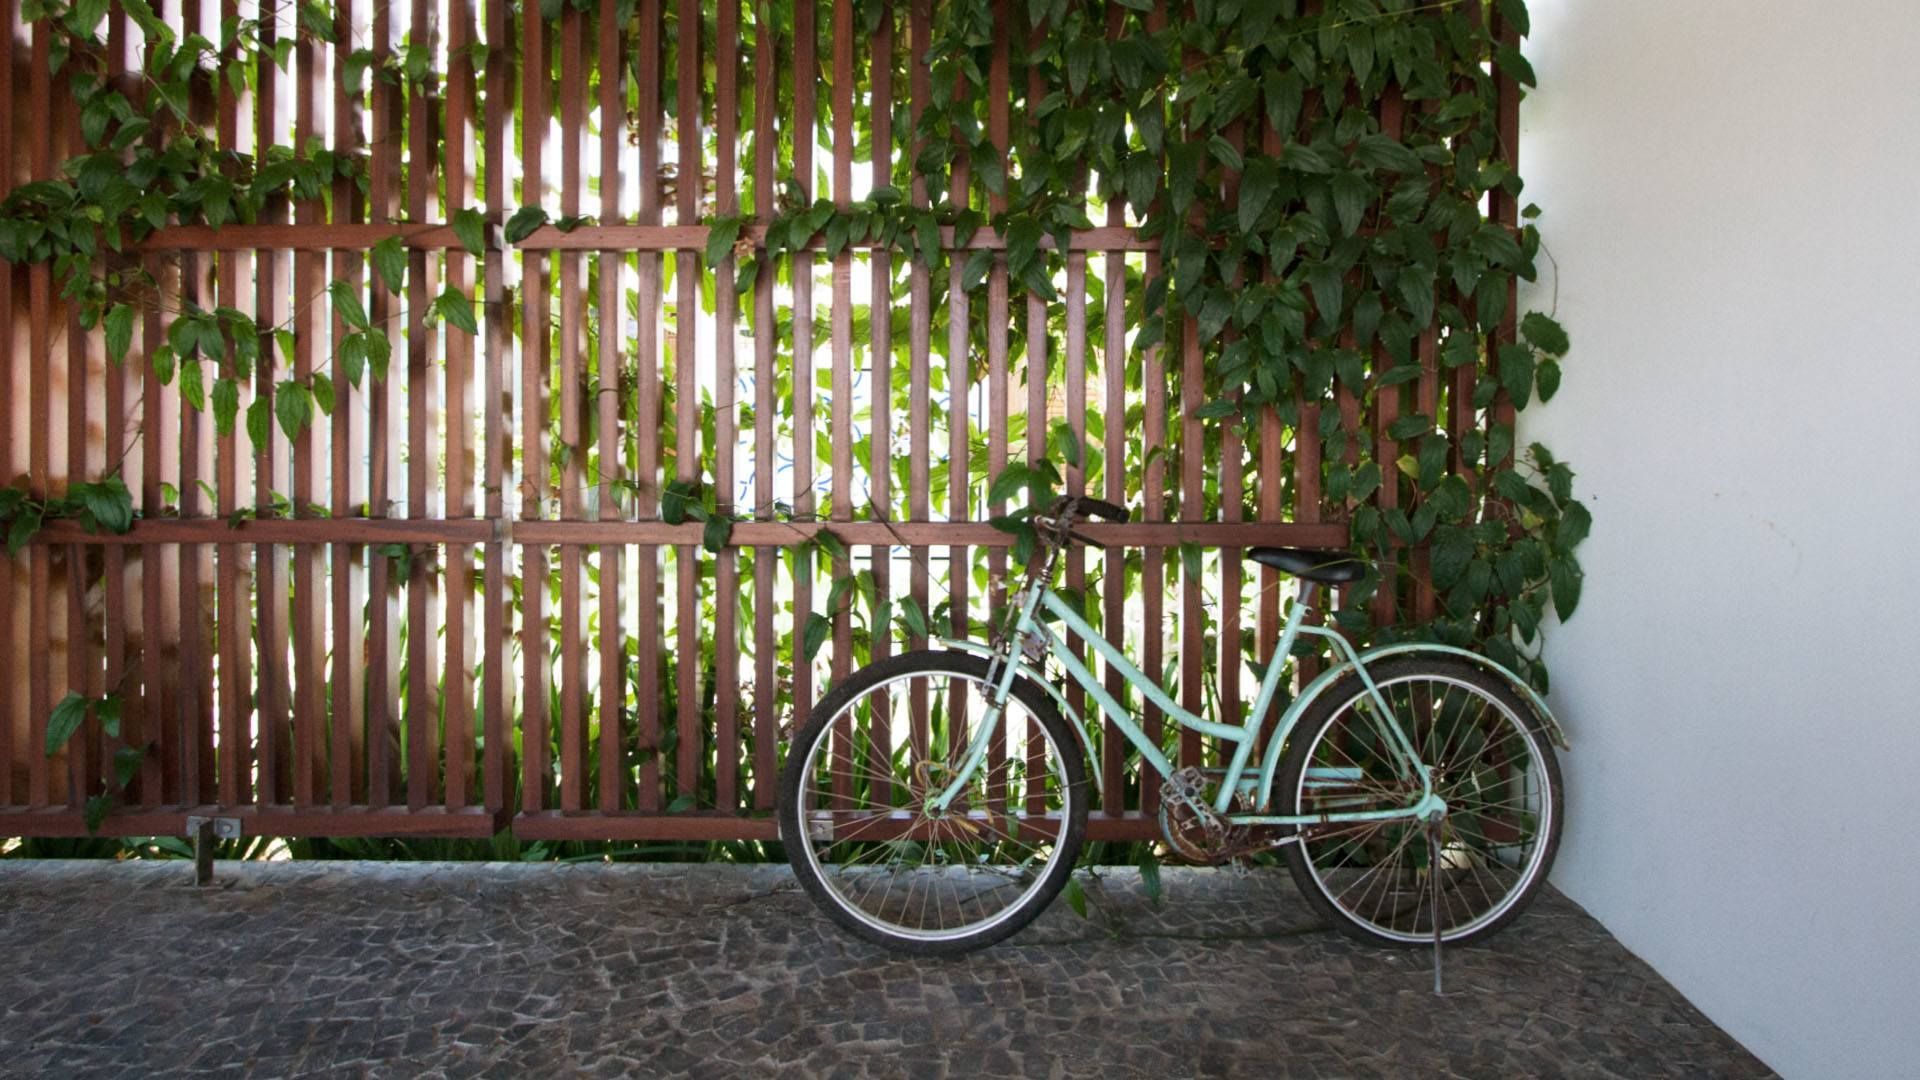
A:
0 861 1774 1078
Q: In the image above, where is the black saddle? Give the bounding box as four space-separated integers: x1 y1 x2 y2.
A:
1247 547 1369 585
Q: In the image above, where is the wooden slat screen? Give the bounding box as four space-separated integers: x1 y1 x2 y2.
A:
1 0 1520 842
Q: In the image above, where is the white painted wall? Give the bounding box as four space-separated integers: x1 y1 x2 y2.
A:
1519 2 1920 1076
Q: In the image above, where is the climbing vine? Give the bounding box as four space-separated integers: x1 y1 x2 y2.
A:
735 0 1587 689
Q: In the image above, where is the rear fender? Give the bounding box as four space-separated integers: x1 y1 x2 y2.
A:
1295 643 1571 751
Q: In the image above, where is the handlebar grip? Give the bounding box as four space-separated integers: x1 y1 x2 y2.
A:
1073 496 1130 522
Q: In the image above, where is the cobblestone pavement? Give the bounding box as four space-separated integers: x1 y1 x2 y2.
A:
0 861 1770 1079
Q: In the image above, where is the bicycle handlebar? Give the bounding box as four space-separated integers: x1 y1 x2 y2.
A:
1050 495 1130 523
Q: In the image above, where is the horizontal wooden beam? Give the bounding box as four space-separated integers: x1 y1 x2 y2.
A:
0 804 500 838
512 811 781 841
30 517 1350 550
34 518 495 544
131 222 1158 253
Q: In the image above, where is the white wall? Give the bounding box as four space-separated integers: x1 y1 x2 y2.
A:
1520 2 1920 1076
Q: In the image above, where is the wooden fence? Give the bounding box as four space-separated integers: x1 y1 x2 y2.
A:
1 0 1522 841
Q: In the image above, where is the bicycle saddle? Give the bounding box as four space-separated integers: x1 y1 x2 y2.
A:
1247 547 1370 584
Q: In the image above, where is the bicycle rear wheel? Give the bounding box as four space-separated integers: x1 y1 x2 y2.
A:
1278 657 1563 946
778 650 1089 955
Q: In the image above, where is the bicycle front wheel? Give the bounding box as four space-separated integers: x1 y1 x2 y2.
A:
1278 656 1563 946
778 650 1089 955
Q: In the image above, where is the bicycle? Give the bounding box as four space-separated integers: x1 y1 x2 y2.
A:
778 495 1567 967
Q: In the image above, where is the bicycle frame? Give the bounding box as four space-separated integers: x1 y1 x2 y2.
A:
931 578 1448 828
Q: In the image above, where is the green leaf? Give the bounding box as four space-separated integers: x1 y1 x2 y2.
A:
1550 558 1582 620
96 693 122 738
1535 358 1561 403
436 288 478 334
1498 342 1536 408
1237 157 1278 233
704 215 743 268
46 692 90 756
451 206 487 256
1352 133 1422 174
113 744 144 788
1329 170 1370 237
84 793 113 835
329 279 369 330
701 515 732 554
179 356 205 410
246 397 271 448
211 377 239 437
79 475 134 534
987 462 1030 507
364 329 392 381
1558 500 1592 549
104 303 134 362
1062 875 1088 919
1048 420 1082 468
338 331 367 387
898 595 930 640
275 379 312 439
371 238 405 295
666 793 696 813
1430 525 1475 589
1387 413 1432 441
1521 311 1570 355
504 206 549 244
801 611 832 662
1138 849 1163 908
7 506 43 556
310 371 335 415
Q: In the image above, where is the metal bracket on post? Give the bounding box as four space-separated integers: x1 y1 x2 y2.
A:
185 816 242 886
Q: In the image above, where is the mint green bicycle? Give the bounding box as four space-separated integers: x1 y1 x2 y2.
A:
779 495 1566 958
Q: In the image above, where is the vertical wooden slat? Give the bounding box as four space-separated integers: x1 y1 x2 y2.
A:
443 0 479 812
1097 0 1127 816
1178 316 1204 770
181 0 216 807
1370 87 1405 629
520 0 553 813
632 0 662 811
1101 223 1127 817
403 0 440 810
330 0 368 808
597 0 628 815
1257 114 1287 732
483 0 514 816
216 0 251 807
0 0 14 808
673 0 703 802
749 0 778 811
557 6 587 813
61 60 94 810
865 1 894 804
1137 4 1168 813
906 0 932 764
292 3 327 809
1491 7 1522 467
27 17 53 809
1219 121 1246 747
943 48 970 766
983 0 1009 816
791 0 817 744
365 0 403 806
827 0 854 808
712 0 742 811
1021 27 1046 816
252 1 289 807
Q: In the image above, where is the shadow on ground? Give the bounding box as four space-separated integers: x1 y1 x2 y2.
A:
0 862 1771 1078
